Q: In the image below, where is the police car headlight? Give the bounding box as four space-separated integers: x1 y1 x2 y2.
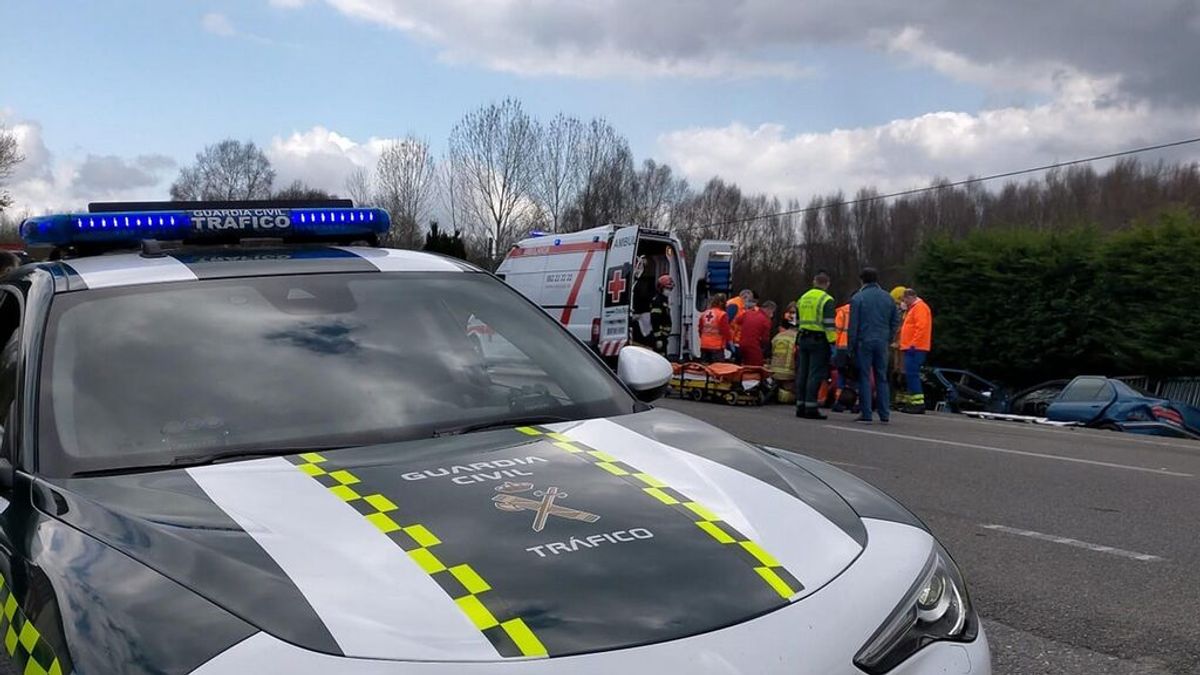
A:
854 543 977 674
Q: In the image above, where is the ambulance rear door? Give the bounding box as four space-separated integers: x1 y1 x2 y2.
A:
687 240 735 360
598 226 640 358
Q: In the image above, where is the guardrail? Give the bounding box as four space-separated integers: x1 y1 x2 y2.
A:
1160 377 1200 407
1116 375 1200 407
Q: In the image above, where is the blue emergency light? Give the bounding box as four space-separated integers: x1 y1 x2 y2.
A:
21 202 391 248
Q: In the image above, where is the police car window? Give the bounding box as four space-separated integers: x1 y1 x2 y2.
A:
38 273 634 476
0 292 20 439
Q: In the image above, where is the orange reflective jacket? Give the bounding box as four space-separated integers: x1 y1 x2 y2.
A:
726 296 745 342
699 309 731 350
899 298 932 351
834 303 850 349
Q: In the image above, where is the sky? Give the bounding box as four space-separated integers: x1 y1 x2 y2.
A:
3 0 1200 215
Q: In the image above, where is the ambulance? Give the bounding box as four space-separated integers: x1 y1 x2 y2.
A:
496 225 735 361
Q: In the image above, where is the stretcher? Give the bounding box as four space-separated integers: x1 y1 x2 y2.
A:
667 362 775 406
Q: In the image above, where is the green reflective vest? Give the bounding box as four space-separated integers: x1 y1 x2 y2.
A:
796 288 836 342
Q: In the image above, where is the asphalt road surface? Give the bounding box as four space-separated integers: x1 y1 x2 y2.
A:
656 398 1200 675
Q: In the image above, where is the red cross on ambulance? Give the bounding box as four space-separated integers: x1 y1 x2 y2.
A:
607 270 627 304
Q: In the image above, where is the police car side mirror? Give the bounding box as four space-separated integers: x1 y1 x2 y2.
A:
617 346 673 403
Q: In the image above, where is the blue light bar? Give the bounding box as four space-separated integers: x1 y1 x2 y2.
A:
21 207 391 247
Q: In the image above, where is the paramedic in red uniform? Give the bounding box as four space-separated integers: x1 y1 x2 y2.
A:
698 295 732 363
734 299 775 367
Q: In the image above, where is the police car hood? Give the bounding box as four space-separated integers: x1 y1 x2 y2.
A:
46 410 866 662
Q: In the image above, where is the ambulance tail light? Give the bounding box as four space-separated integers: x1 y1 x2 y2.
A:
591 318 601 346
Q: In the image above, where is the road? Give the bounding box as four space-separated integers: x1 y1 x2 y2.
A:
656 398 1200 675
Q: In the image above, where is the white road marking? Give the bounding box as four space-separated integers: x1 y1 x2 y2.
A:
980 524 1164 562
828 425 1194 478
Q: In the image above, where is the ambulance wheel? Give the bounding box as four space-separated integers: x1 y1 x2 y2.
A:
688 388 704 402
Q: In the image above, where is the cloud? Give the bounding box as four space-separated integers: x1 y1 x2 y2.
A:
1 114 177 215
268 0 309 7
657 79 1200 202
300 0 1200 100
266 126 391 194
73 155 176 195
201 12 236 37
319 0 809 79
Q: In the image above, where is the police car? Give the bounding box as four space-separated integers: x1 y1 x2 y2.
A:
0 200 989 674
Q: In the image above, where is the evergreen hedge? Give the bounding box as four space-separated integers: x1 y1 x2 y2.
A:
914 209 1200 386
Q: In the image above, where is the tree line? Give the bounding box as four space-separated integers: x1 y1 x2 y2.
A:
6 103 1200 381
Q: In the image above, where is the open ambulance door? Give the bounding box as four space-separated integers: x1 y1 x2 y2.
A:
685 240 735 360
598 226 640 360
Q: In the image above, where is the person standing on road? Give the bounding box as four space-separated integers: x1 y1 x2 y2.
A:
831 302 853 413
795 272 837 420
899 288 933 414
889 285 909 408
726 289 752 361
850 268 901 424
736 299 775 367
698 295 732 363
649 275 674 357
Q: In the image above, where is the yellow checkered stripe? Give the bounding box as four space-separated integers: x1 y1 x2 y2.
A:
0 575 66 675
287 453 548 659
516 427 803 600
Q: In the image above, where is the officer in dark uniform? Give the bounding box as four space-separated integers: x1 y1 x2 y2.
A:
649 275 674 357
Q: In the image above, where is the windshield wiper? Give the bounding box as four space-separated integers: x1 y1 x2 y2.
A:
170 446 346 467
71 445 347 478
433 415 571 438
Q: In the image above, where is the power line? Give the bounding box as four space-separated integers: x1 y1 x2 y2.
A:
684 135 1200 231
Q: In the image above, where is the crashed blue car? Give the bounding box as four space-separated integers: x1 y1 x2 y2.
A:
1046 376 1200 440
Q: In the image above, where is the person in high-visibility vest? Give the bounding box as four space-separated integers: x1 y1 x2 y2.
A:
698 295 732 363
899 288 933 414
830 303 852 412
725 290 751 358
769 303 798 403
890 285 909 407
794 272 837 420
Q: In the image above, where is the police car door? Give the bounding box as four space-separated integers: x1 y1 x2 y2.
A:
687 240 735 360
598 226 639 358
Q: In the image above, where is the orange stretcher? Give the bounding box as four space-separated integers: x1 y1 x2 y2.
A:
667 362 775 406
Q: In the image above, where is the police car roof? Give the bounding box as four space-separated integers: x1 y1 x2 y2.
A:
38 246 472 292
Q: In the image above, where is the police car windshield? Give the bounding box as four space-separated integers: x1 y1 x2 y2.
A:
39 272 636 476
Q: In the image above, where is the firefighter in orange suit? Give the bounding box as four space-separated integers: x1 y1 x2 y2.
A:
898 288 933 414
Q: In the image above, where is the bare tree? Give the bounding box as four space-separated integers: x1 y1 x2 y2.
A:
0 125 23 212
344 167 374 206
273 180 337 201
374 136 437 248
447 99 539 261
534 113 584 232
170 139 275 201
630 159 689 229
572 118 629 231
